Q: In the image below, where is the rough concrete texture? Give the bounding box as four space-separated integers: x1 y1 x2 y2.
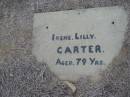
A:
0 0 130 97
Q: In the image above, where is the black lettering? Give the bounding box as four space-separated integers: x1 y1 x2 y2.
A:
52 34 55 40
73 46 79 53
75 33 79 39
89 45 93 53
57 47 62 54
95 45 101 53
56 58 62 65
81 46 86 53
65 47 72 54
89 58 95 64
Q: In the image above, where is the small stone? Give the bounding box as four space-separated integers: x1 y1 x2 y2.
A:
64 81 76 93
9 73 14 77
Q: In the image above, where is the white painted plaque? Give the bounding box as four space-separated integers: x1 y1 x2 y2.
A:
33 6 128 81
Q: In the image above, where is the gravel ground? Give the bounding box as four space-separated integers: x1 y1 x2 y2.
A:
0 0 130 97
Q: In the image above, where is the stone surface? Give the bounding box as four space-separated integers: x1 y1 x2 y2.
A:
33 6 128 81
0 0 130 97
